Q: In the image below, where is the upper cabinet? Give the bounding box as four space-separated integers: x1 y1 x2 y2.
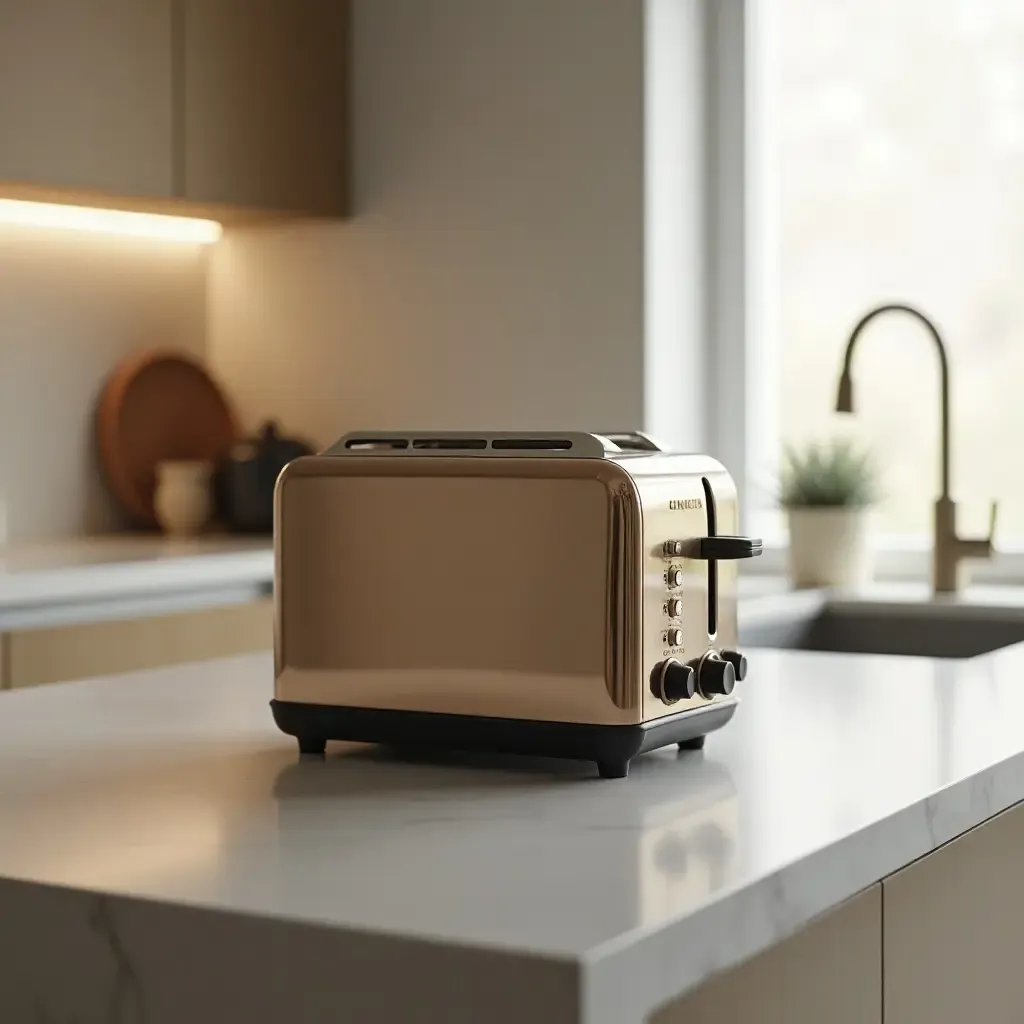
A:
0 0 349 217
0 0 174 200
181 0 349 215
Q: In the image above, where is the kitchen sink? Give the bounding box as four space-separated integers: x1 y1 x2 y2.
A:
740 595 1024 659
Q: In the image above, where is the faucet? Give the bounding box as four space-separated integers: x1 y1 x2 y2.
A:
835 302 997 594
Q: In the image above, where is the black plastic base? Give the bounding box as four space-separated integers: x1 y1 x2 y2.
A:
270 699 737 779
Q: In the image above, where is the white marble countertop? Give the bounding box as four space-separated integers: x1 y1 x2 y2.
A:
2 642 1024 1022
0 535 273 629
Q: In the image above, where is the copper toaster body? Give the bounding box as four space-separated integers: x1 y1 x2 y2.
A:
271 431 760 778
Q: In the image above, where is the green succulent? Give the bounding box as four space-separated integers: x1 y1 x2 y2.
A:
779 439 879 509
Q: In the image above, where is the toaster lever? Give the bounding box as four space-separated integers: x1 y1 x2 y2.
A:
686 536 764 560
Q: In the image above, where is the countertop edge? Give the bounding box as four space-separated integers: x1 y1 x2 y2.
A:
580 749 1024 1024
0 544 274 629
1 548 274 604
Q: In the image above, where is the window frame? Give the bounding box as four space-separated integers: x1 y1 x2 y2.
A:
702 0 1024 585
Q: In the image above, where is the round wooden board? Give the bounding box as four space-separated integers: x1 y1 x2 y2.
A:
96 350 239 527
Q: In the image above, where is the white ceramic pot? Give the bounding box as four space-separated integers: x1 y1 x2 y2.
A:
155 459 212 536
786 506 873 589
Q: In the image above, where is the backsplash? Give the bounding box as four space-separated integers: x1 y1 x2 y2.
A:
207 0 645 448
0 224 208 542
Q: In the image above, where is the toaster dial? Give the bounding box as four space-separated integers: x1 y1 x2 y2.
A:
667 598 683 618
693 651 736 699
720 649 748 682
651 658 697 704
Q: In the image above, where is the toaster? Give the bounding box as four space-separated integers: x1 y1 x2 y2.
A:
271 431 762 778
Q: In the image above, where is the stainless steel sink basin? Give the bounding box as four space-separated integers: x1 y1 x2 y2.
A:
740 594 1024 659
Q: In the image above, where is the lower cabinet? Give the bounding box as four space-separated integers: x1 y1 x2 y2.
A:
883 801 1024 1024
0 599 272 688
652 801 1024 1024
651 886 882 1024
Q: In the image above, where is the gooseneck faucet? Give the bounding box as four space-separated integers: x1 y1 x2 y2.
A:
835 302 996 593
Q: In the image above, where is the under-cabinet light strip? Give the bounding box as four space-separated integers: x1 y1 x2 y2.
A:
0 198 222 243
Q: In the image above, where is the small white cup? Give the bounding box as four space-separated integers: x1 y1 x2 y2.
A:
155 459 212 536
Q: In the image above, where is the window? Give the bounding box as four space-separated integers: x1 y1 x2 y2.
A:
745 0 1024 560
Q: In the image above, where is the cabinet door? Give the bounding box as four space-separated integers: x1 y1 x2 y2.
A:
652 886 881 1024
0 0 174 198
181 0 348 214
884 801 1024 1024
5 600 273 688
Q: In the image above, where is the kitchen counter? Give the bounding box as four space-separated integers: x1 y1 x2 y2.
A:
2 645 1024 1022
0 535 273 629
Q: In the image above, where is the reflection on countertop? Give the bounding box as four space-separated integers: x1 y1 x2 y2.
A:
272 745 738 941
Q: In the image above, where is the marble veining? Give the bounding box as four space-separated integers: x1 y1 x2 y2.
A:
89 897 145 1024
1 642 1024 1022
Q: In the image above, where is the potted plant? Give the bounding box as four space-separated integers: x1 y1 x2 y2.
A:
780 439 879 589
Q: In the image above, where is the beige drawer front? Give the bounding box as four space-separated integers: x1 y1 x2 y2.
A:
651 885 881 1024
884 800 1024 1024
2 599 272 688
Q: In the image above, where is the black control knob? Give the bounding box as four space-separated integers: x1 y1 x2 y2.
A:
720 649 747 682
696 654 735 698
651 659 696 704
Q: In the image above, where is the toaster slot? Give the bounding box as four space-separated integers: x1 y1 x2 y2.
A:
412 437 488 450
343 437 409 450
598 431 665 452
489 438 573 451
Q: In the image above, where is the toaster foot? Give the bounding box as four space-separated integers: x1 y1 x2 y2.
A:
597 760 629 780
677 735 706 751
297 735 327 756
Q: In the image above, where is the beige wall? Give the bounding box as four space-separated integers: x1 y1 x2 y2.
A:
207 0 647 447
0 225 208 542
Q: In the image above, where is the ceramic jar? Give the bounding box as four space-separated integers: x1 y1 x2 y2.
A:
155 460 213 536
